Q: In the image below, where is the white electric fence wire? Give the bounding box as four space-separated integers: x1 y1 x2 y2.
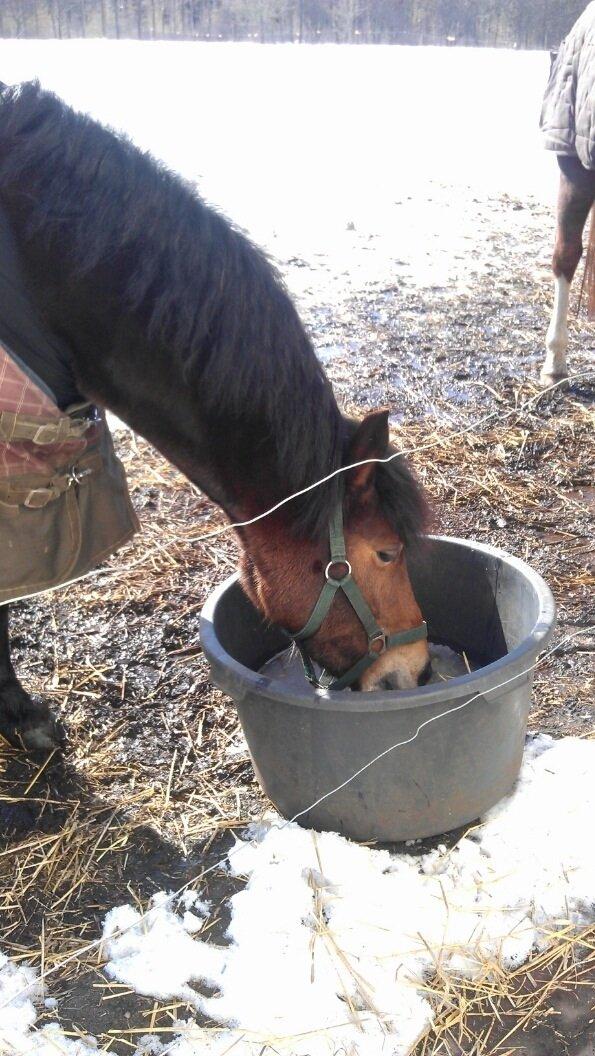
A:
5 624 592 1020
192 371 594 541
3 370 593 1026
287 627 589 823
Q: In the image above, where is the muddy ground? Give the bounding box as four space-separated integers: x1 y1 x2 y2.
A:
1 186 594 1054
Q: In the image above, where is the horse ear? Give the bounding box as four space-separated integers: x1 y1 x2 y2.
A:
346 410 390 494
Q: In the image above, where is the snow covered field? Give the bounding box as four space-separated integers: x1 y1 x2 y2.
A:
1 39 558 293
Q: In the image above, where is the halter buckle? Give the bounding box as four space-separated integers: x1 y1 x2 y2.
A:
282 493 427 693
325 559 352 584
368 631 388 656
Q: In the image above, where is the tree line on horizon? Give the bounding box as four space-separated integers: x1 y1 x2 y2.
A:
0 0 587 49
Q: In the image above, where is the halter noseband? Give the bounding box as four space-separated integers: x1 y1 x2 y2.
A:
282 496 427 691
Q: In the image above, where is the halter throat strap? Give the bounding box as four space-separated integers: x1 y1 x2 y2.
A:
285 498 427 691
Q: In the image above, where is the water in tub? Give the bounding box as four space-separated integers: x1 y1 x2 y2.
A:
260 642 477 690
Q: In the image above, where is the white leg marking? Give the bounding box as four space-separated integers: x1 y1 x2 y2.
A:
542 274 570 383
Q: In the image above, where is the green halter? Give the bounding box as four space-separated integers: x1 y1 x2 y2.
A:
284 497 428 691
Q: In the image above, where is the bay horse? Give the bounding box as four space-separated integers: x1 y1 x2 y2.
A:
0 81 430 753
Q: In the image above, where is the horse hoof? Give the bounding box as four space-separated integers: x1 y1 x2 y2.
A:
539 370 569 390
18 715 65 753
0 681 65 754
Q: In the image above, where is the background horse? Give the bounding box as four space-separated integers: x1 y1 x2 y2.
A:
542 157 595 385
541 10 595 385
0 81 431 753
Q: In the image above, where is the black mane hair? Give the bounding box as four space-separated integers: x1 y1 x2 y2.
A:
342 419 429 546
374 450 429 547
0 81 427 543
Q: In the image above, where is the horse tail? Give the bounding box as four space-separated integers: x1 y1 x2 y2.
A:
585 203 595 319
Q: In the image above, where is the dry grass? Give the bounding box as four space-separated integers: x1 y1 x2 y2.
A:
418 924 595 1055
0 369 593 1054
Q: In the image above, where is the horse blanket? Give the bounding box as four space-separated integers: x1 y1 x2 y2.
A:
0 206 138 604
541 1 595 169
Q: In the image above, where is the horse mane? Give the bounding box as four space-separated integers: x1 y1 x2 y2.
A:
0 80 427 543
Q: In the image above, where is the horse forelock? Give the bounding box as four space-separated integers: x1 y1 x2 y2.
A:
340 418 429 547
374 453 430 546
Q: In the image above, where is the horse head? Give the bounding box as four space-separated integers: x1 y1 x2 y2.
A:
239 410 431 691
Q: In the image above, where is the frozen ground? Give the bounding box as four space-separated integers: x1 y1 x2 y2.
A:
3 736 595 1055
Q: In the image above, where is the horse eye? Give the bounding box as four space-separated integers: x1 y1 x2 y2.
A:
377 549 399 563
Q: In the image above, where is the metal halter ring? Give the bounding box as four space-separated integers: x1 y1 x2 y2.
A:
368 631 388 655
283 492 428 692
325 559 352 583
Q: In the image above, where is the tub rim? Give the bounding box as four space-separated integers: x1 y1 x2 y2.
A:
199 535 556 714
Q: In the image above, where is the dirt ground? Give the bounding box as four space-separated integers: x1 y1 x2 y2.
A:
1 186 594 1054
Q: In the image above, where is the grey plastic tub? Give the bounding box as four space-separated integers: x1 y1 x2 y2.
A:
200 537 556 842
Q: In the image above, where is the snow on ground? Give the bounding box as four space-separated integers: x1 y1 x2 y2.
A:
99 735 595 1054
4 735 594 1056
0 952 98 1054
0 39 559 301
0 37 587 1056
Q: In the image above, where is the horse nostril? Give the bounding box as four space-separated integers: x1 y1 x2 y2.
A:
377 677 394 692
417 661 433 687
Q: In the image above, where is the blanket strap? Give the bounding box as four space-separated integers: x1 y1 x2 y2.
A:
0 452 103 508
0 406 95 445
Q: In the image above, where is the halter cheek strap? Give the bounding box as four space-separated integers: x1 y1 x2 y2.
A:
282 498 427 691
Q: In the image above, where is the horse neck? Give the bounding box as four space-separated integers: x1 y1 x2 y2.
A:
2 197 343 529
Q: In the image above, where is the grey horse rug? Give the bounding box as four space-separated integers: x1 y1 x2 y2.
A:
541 1 595 169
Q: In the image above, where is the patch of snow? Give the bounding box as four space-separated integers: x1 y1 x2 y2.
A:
98 735 595 1055
102 892 223 1008
0 952 98 1055
178 890 211 916
2 736 593 1055
224 736 250 758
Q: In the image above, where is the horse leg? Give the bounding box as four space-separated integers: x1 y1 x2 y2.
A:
542 156 595 386
0 604 64 752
